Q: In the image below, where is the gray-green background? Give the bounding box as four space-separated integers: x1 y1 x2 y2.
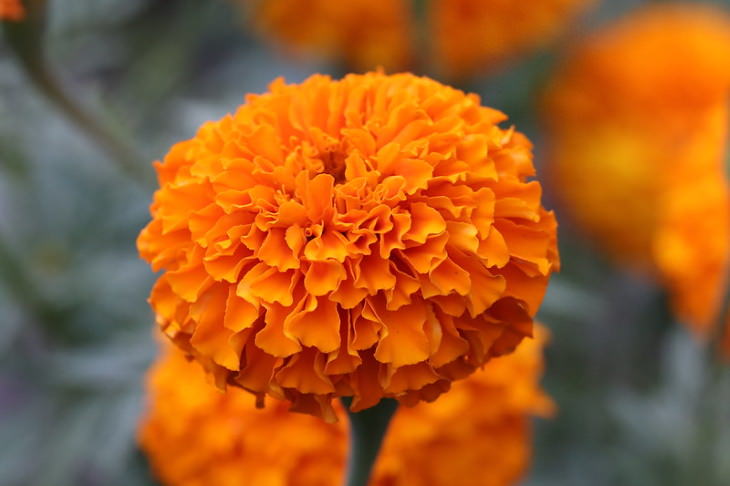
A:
1 1 729 485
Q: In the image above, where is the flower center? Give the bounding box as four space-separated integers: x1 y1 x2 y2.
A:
322 151 347 184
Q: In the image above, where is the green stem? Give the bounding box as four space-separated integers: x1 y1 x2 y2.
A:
412 0 430 73
0 236 40 310
22 60 151 185
709 285 730 357
343 398 398 486
0 234 62 327
3 0 151 186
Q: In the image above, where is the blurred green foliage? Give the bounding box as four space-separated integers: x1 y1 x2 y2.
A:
1 0 729 485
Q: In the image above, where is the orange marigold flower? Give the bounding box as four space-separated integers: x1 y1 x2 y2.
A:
432 0 592 78
139 328 553 486
139 347 346 486
544 5 730 336
0 0 24 21
250 0 590 76
373 326 554 486
137 72 559 420
252 0 413 72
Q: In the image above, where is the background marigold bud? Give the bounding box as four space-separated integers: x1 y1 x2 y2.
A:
139 328 553 486
137 72 559 420
0 0 24 21
543 5 730 336
431 0 591 78
253 0 413 72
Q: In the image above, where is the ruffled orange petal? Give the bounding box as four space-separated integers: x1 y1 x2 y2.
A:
139 72 558 418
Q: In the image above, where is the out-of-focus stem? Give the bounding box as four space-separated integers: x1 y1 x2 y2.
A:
22 60 150 185
3 0 151 186
343 398 398 486
709 286 730 357
0 234 58 324
412 0 430 72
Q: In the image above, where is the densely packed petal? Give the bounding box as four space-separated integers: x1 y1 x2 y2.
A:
0 0 24 21
139 328 553 486
543 5 730 336
138 72 559 419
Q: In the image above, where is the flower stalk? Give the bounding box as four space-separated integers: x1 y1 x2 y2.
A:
711 288 730 357
343 398 398 486
3 0 150 185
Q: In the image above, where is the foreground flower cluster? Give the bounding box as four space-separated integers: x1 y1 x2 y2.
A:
137 72 559 420
140 328 553 486
252 0 590 76
544 5 730 336
0 0 24 21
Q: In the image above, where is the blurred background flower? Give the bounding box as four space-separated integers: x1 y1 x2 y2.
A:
252 0 413 72
139 327 551 486
140 345 347 486
543 4 730 337
248 0 592 77
430 0 592 78
0 0 24 21
1 1 729 485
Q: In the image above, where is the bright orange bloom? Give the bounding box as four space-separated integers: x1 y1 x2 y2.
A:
139 328 553 486
0 0 24 21
431 0 592 78
138 72 559 420
252 0 413 72
544 5 730 336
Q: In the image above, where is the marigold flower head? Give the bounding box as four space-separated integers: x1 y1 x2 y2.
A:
431 0 592 78
137 72 559 420
0 0 24 21
252 0 413 72
139 327 553 486
544 5 730 336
